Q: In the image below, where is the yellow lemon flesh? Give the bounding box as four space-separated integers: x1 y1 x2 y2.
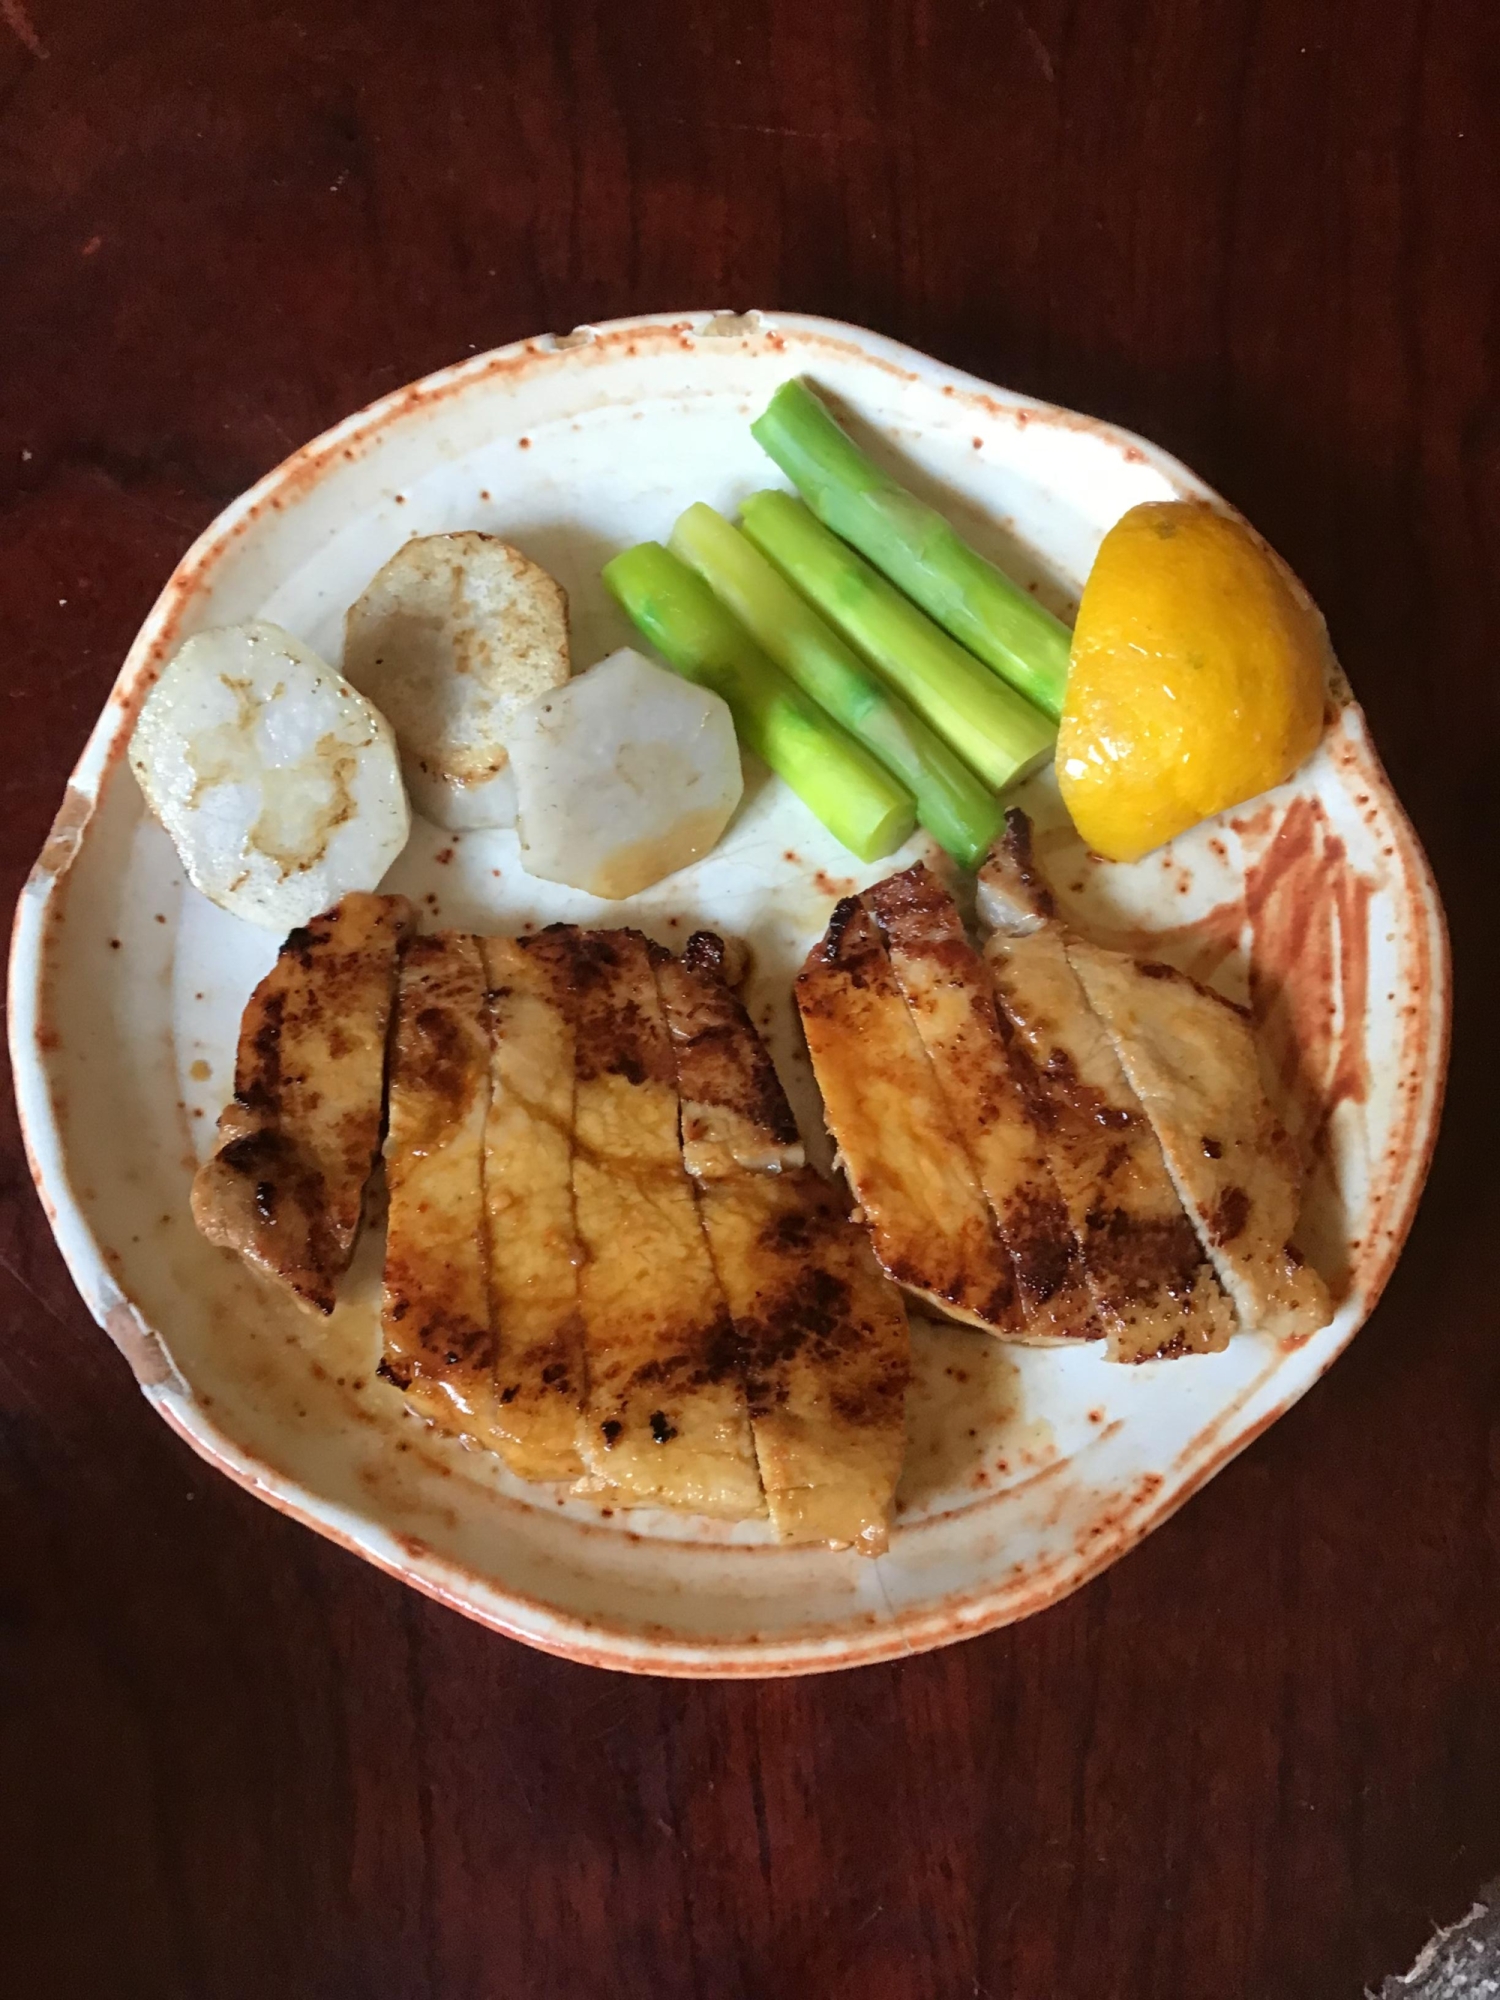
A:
1057 501 1328 863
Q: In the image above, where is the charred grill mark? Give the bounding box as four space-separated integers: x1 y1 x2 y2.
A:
245 989 287 1104
732 1259 900 1426
681 930 726 978
615 1353 682 1392
381 1257 491 1371
886 1251 1016 1324
279 924 317 970
552 924 622 984
765 1267 854 1361
413 1002 461 1060
210 1127 334 1279
599 1312 753 1401
704 1310 748 1384
677 1020 801 1145
820 894 864 964
1042 1046 1135 1129
1005 1186 1088 1310
1083 1205 1208 1305
513 930 578 997
743 1373 782 1419
1133 956 1250 1019
763 1206 813 1253
1208 1185 1251 1245
391 988 479 1151
563 930 677 1089
1002 808 1057 918
217 1127 293 1177
659 945 803 1156
863 862 936 928
829 1379 890 1426
1132 1326 1194 1363
334 1103 380 1186
1001 1031 1059 1133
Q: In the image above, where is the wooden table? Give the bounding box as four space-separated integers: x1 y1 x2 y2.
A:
2 4 1494 1994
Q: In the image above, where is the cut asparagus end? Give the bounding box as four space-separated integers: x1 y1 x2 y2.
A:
603 541 916 863
670 501 1003 867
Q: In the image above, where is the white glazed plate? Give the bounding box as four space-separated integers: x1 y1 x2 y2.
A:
8 313 1450 1676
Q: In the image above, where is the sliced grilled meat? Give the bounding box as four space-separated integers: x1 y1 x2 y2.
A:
379 933 497 1439
657 935 909 1552
562 927 763 1517
979 817 1236 1362
796 898 1020 1334
480 934 588 1480
668 930 805 1179
191 891 414 1313
865 864 1096 1344
1065 940 1331 1342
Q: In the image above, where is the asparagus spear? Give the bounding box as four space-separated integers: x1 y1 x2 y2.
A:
669 503 1002 868
751 378 1072 721
738 491 1055 795
602 542 916 863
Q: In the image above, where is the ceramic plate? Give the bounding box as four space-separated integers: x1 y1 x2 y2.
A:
9 312 1449 1676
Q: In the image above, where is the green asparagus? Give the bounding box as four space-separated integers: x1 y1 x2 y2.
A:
738 491 1055 795
668 503 1002 868
751 377 1072 721
602 542 916 863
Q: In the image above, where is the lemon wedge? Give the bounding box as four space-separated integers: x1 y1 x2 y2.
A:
1057 501 1328 863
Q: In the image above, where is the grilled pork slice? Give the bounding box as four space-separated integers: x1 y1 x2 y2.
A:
797 899 1019 1334
985 926 1234 1360
479 935 587 1480
191 891 414 1313
864 865 1095 1344
379 933 497 1441
973 809 1057 937
563 927 763 1517
700 1172 908 1551
665 932 805 1179
657 935 909 1552
979 820 1235 1362
1065 941 1331 1341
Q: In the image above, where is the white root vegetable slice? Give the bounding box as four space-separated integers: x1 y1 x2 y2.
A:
342 533 570 830
129 621 410 931
507 648 743 899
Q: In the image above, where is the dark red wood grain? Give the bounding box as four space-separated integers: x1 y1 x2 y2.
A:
2 3 1497 1994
